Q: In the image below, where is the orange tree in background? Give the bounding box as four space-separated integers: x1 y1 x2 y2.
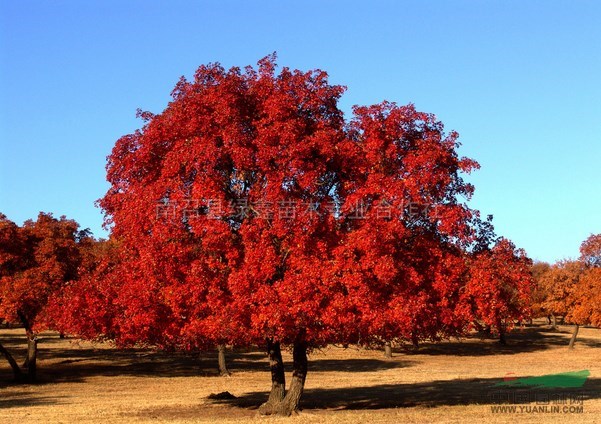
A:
530 261 552 324
529 233 601 348
534 260 582 330
579 234 601 268
567 234 601 347
568 267 601 347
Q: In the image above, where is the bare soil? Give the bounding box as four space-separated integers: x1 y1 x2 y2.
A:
1 322 600 423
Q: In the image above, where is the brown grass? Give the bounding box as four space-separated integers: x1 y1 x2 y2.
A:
1 321 600 423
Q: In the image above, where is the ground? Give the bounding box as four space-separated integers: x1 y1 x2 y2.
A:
1 322 600 423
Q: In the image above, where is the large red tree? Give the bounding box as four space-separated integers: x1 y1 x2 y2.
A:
92 55 527 414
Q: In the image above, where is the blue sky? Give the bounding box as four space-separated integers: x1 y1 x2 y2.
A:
1 0 599 263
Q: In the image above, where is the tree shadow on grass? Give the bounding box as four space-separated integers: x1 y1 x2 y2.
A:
309 358 412 373
34 350 410 383
216 376 601 411
393 325 601 356
0 335 27 347
0 332 411 389
1 324 598 390
0 392 67 409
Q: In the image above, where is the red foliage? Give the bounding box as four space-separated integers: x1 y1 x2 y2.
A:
94 55 351 349
580 233 601 268
0 212 83 333
58 56 534 358
47 238 124 342
462 239 534 335
330 102 479 346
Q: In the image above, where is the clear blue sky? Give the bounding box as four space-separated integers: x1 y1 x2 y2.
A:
1 0 599 263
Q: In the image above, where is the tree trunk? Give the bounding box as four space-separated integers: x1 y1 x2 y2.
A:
568 324 579 349
217 344 231 377
0 341 23 381
26 334 38 382
551 314 557 330
411 333 419 350
258 340 286 415
498 322 507 345
275 341 308 416
384 341 392 358
18 312 38 381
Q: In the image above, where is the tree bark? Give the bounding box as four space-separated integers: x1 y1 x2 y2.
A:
498 321 507 345
26 334 38 382
258 340 286 415
275 341 308 416
0 341 23 381
17 312 38 381
384 341 392 358
411 333 419 350
217 344 231 377
568 324 579 349
551 314 557 330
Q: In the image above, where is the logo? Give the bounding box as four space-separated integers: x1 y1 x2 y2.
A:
495 370 590 389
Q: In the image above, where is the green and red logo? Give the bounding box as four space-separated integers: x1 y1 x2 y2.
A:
496 370 590 389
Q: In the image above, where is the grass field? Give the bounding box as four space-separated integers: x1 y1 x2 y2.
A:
1 322 600 423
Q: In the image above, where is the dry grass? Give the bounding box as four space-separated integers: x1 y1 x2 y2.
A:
1 322 600 423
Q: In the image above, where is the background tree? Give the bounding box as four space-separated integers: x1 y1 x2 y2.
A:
531 260 583 348
579 234 601 268
525 235 601 349
564 234 601 348
567 267 601 347
0 212 84 381
0 214 27 379
530 261 552 325
46 237 123 343
462 238 534 344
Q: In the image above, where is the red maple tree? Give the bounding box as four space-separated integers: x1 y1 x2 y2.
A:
0 212 85 381
462 238 534 344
